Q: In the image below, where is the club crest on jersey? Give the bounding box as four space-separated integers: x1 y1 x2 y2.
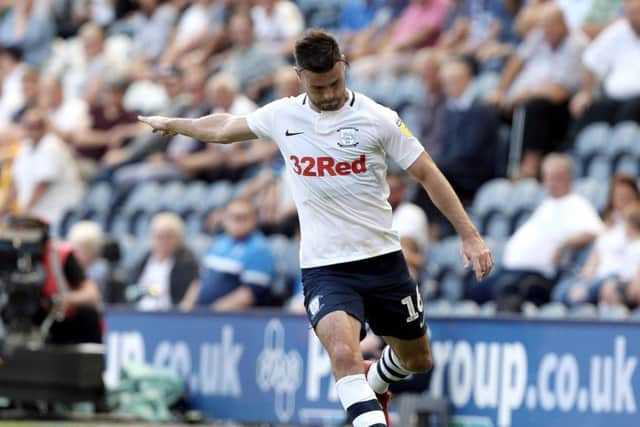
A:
337 127 359 147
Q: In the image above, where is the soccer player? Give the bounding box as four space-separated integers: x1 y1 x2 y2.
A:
139 30 493 427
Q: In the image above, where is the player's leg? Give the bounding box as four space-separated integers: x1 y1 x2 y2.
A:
303 267 387 427
315 311 387 427
365 278 432 394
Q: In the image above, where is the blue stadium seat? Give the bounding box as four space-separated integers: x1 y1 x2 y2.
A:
122 182 163 215
394 75 427 109
471 179 512 238
428 236 465 301
598 304 629 320
608 121 640 175
157 181 187 212
574 122 611 178
189 234 213 260
118 234 149 272
568 303 598 319
573 177 609 213
479 301 497 317
425 299 452 316
109 213 132 237
537 302 568 319
483 237 507 268
268 234 300 298
508 179 544 232
83 181 113 213
191 181 235 213
451 300 480 317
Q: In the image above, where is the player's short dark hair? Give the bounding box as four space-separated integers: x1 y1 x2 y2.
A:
294 29 343 73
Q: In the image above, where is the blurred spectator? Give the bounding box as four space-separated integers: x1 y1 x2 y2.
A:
596 203 640 308
72 77 142 170
251 0 304 57
439 0 520 69
187 198 276 311
553 0 623 38
0 0 54 66
127 0 178 62
11 65 38 122
129 212 199 311
68 220 126 304
160 0 227 67
0 109 84 225
274 66 302 98
488 3 586 178
415 50 446 160
415 57 499 236
351 0 450 58
570 0 640 133
110 66 211 184
220 12 285 101
50 0 116 38
0 46 26 125
467 154 604 309
39 74 91 142
46 22 123 100
553 176 640 305
388 172 429 278
437 58 499 195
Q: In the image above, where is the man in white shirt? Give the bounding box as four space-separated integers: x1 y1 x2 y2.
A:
571 0 640 132
468 154 604 309
487 3 587 177
0 109 84 225
139 30 493 427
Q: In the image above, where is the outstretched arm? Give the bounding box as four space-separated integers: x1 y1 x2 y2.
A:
408 152 494 281
138 113 258 144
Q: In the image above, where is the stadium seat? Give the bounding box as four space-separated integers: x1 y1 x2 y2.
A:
189 234 213 260
268 235 299 300
568 303 598 319
394 75 427 109
598 304 629 320
451 300 480 317
608 121 640 175
573 177 609 213
574 122 611 177
157 181 187 212
479 301 497 317
82 181 113 213
108 212 132 237
537 302 568 319
122 182 163 215
508 179 544 232
471 179 512 238
425 299 452 316
428 237 466 301
189 181 235 214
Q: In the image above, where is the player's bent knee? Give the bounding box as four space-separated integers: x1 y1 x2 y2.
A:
402 353 433 373
328 342 361 374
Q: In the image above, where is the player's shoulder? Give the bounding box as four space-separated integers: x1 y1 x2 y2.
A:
354 91 401 125
259 93 307 112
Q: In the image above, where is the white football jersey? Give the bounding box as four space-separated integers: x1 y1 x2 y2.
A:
247 91 425 268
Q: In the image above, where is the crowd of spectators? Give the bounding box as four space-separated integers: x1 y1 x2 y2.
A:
0 0 640 317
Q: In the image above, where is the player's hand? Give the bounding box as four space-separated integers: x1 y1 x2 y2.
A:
461 234 494 282
138 115 177 137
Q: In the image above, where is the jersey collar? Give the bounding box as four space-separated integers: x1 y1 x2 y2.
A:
302 89 356 112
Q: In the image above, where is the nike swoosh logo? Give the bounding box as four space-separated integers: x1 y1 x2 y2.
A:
285 130 304 136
